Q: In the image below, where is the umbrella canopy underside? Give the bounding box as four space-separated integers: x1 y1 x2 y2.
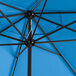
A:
0 0 76 76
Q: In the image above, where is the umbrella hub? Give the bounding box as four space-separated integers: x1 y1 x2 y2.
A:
24 39 35 46
25 11 35 19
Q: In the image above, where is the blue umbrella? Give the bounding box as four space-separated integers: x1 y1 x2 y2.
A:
0 0 76 76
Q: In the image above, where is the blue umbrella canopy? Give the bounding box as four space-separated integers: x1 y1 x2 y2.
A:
0 0 76 76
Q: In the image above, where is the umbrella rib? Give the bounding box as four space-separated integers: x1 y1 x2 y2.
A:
33 18 76 74
32 0 42 11
35 39 76 43
12 20 28 76
59 14 76 32
0 2 75 75
0 33 23 42
12 57 18 76
35 20 76 42
0 43 24 46
24 20 28 33
24 20 29 37
34 11 76 14
65 27 76 32
35 14 62 26
35 14 76 32
0 16 25 33
50 42 76 74
33 18 62 58
0 2 26 13
0 13 25 18
12 45 26 76
17 47 27 57
32 0 47 38
33 18 61 57
35 45 61 56
59 13 63 25
0 10 27 40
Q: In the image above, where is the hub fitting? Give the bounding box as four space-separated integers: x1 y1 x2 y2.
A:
24 39 35 47
25 11 35 19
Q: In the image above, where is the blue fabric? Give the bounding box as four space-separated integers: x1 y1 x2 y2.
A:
0 0 76 76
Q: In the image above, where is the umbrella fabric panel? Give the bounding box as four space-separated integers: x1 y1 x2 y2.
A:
60 14 76 26
49 28 76 40
54 41 76 72
34 0 76 11
68 23 76 31
0 18 11 31
0 17 26 40
0 0 76 76
49 28 76 72
0 0 36 11
0 45 18 76
31 20 59 54
32 47 75 76
0 8 26 76
34 14 61 34
0 4 23 15
1 0 76 11
13 49 28 76
0 16 24 33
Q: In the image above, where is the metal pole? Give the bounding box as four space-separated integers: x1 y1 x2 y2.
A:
27 18 32 76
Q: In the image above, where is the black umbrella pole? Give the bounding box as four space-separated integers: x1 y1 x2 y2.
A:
27 18 32 76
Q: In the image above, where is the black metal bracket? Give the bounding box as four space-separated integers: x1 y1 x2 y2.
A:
24 39 35 47
25 11 35 19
